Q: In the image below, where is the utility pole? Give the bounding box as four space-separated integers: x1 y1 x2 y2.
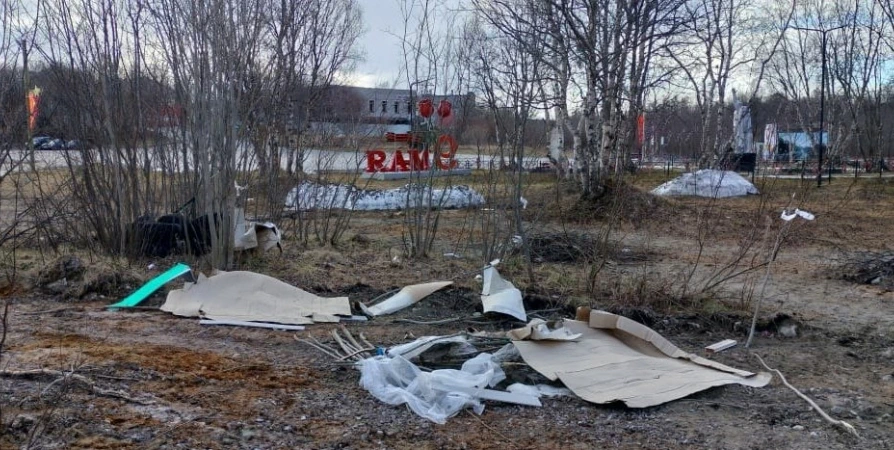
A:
793 24 846 187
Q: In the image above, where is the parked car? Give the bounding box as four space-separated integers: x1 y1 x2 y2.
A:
30 136 51 149
39 138 65 150
65 139 84 150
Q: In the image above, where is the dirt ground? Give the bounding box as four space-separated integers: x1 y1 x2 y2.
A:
1 173 893 449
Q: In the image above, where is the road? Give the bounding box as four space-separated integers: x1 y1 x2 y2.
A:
1 147 550 176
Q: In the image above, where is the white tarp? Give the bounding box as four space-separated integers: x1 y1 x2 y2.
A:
285 181 485 211
512 312 771 408
651 169 759 198
161 271 351 325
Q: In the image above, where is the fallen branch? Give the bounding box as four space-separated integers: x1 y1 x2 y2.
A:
0 368 154 405
752 354 859 437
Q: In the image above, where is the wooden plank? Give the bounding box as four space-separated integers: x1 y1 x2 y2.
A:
705 339 738 354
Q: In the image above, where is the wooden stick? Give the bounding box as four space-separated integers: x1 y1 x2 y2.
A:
0 368 154 405
752 354 859 437
337 346 377 361
340 325 365 353
358 332 374 350
331 329 361 360
295 336 341 360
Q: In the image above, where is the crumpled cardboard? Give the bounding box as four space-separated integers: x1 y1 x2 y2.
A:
512 311 771 408
161 271 350 325
507 319 582 341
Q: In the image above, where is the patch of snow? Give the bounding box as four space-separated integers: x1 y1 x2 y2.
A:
651 169 759 198
284 181 485 211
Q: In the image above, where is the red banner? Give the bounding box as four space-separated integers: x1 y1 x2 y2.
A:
636 114 645 146
27 87 41 132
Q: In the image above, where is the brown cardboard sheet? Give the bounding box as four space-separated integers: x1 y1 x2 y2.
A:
161 271 351 325
512 312 771 408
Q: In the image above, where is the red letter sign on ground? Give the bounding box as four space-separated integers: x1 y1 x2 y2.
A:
367 150 387 172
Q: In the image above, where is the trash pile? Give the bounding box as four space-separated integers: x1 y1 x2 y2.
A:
106 260 771 424
839 251 894 289
284 181 485 211
652 169 759 198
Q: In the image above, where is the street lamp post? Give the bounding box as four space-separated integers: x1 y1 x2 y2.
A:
793 24 846 187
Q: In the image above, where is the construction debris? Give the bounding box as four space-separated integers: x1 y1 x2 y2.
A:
507 319 582 341
161 271 350 325
199 319 305 331
706 339 738 354
360 281 453 316
481 261 526 322
511 311 771 408
233 207 282 253
107 263 192 309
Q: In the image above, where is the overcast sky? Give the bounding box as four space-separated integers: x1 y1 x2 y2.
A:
350 1 407 87
350 0 463 88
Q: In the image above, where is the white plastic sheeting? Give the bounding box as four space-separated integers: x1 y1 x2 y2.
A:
358 353 507 424
285 181 485 211
651 169 759 198
481 263 526 322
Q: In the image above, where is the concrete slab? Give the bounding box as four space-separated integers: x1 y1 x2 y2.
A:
362 169 473 180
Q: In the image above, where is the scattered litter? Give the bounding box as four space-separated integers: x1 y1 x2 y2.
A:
506 383 572 398
358 352 539 424
341 315 369 322
285 181 486 211
233 207 282 253
512 311 771 408
781 208 815 221
161 271 350 325
705 339 738 354
652 169 759 198
481 262 526 322
507 319 582 341
107 263 192 309
299 326 376 361
519 197 528 209
199 319 305 331
387 335 470 360
360 281 453 316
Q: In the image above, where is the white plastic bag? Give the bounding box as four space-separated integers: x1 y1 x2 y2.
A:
358 353 504 424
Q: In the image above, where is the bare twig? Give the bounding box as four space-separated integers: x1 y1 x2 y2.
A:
295 336 342 360
752 354 859 437
337 346 377 361
0 368 155 405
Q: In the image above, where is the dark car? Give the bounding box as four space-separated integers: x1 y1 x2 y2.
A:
30 136 51 149
39 138 65 150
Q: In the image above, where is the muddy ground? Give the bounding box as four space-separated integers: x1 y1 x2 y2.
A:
1 174 893 449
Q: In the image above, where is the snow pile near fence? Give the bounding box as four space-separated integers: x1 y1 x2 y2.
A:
285 181 485 211
651 169 758 198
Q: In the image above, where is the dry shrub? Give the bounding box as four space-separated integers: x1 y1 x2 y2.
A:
527 179 672 226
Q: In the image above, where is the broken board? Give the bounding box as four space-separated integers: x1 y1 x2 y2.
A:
107 263 191 309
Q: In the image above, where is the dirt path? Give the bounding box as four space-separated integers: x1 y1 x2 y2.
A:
2 287 891 449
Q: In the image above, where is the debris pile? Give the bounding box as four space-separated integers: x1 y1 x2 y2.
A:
285 181 485 211
652 169 759 198
839 251 894 289
102 261 785 427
